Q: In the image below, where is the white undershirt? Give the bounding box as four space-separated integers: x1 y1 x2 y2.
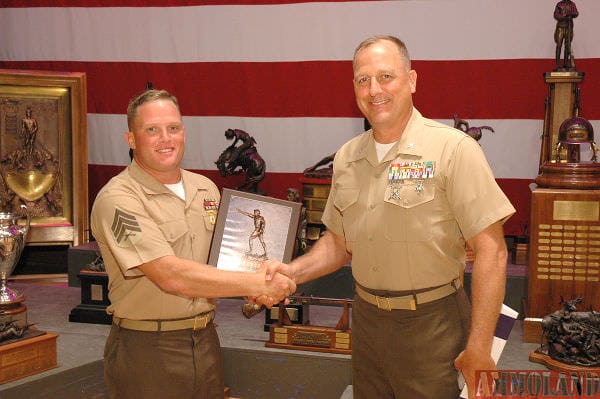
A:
375 141 397 162
165 181 185 200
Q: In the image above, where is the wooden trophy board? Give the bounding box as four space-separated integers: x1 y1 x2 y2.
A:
525 188 600 340
0 331 58 384
265 296 352 355
267 325 351 355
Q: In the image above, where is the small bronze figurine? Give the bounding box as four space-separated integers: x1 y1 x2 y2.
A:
453 114 494 142
554 0 579 71
215 129 266 193
303 153 335 179
237 208 267 258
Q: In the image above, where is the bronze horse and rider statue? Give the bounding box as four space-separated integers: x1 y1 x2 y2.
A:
216 129 266 193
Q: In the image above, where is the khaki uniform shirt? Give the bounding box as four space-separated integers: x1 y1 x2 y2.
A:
90 160 220 320
322 108 515 291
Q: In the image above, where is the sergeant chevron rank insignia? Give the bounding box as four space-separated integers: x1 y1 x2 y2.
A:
111 208 142 247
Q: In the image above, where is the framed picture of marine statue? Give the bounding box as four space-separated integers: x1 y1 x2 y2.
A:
209 188 302 272
0 69 88 246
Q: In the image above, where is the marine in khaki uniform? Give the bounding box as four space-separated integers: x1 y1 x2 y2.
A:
91 89 295 399
261 36 515 399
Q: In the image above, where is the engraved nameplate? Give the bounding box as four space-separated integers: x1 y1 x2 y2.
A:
553 201 599 221
292 331 331 348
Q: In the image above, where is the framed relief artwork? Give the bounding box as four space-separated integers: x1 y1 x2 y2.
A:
209 188 302 272
0 69 88 246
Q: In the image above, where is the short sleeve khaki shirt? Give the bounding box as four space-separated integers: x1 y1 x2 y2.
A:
322 108 515 291
90 160 220 319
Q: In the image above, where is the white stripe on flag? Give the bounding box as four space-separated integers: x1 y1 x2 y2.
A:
2 1 600 63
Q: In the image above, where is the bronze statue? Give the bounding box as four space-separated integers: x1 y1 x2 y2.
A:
0 321 29 342
20 107 38 159
538 297 600 367
303 153 335 178
453 114 494 141
237 208 267 258
216 129 265 193
85 254 106 272
554 0 578 71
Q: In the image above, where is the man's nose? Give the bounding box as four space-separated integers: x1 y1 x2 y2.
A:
157 127 171 139
369 78 383 96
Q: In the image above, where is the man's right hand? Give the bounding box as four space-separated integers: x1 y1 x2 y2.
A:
254 261 295 307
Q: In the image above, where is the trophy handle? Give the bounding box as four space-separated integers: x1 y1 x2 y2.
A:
18 204 30 236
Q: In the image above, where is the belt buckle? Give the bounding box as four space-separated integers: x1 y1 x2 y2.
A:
193 314 209 330
409 297 416 311
375 296 392 311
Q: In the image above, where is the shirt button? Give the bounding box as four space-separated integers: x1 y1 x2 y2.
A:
369 203 376 210
372 266 378 271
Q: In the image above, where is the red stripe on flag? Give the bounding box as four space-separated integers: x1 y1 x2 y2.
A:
2 0 376 7
87 164 532 237
3 59 600 119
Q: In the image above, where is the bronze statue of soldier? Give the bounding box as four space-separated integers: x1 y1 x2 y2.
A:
554 0 578 71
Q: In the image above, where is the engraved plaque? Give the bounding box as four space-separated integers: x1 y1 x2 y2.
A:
90 284 104 302
553 200 599 221
292 331 332 348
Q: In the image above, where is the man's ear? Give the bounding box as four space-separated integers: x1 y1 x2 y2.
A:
125 131 135 149
408 69 417 94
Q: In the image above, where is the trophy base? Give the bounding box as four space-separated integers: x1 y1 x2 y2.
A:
536 162 600 189
0 297 27 329
68 270 112 325
0 329 58 384
266 324 351 355
529 347 599 372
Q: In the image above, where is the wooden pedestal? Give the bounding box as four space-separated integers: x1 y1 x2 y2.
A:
525 187 600 340
0 331 57 384
539 71 584 167
69 270 112 325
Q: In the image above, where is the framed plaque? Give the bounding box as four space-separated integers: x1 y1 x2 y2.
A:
0 69 88 246
209 188 302 271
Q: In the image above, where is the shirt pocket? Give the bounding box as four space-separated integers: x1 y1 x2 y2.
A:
332 187 360 242
383 181 435 242
158 218 188 244
202 212 217 232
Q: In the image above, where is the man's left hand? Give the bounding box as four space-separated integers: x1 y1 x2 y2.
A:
454 348 496 399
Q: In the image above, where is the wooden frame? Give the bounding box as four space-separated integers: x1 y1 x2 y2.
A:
0 69 88 246
209 188 301 271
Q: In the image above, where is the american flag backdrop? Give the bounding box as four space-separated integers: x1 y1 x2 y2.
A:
2 0 600 237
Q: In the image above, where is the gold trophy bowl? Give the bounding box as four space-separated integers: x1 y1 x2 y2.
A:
0 205 30 328
5 171 56 202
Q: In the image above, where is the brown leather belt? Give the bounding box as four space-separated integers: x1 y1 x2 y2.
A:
113 311 214 332
355 279 461 311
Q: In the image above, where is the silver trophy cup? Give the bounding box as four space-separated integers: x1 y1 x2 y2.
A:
0 205 30 305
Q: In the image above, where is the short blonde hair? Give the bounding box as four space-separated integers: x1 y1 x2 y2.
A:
126 89 180 131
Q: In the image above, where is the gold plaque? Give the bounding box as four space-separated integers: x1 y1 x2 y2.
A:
553 200 599 221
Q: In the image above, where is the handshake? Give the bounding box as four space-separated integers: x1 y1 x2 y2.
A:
247 258 296 309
